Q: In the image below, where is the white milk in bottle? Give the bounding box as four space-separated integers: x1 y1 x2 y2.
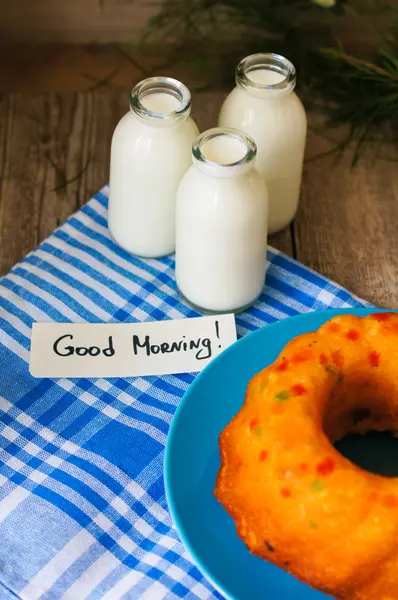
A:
219 53 307 233
175 128 268 314
108 77 199 257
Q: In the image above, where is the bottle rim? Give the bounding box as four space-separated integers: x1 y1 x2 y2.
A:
236 53 296 95
130 76 192 122
192 127 257 176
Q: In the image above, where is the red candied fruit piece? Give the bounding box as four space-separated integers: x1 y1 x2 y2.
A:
316 457 335 476
368 491 379 502
249 418 258 431
272 404 285 415
281 488 291 498
346 329 360 341
368 351 380 367
291 351 310 364
277 358 289 372
383 494 398 508
291 384 307 396
319 353 328 365
371 312 391 322
329 323 341 333
299 463 309 473
259 450 268 461
331 350 344 368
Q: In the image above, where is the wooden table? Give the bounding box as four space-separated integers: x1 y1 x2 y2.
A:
1 88 398 308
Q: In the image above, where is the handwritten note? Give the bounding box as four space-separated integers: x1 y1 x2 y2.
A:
29 314 237 378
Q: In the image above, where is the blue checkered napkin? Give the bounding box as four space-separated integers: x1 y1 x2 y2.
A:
0 186 370 600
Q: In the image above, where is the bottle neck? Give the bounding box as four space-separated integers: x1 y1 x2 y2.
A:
236 53 296 100
192 128 257 178
130 76 192 126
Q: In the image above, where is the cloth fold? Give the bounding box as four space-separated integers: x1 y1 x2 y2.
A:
0 186 369 600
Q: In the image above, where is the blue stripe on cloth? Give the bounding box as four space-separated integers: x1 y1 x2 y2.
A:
0 277 70 322
0 316 31 350
0 185 371 599
0 583 20 600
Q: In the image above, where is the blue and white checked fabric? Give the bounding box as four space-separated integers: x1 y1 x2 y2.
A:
0 185 370 600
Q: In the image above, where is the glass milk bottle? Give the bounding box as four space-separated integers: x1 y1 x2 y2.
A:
175 128 268 314
218 53 307 234
108 76 199 257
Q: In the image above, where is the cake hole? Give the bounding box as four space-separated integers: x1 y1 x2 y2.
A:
323 371 398 477
335 431 398 477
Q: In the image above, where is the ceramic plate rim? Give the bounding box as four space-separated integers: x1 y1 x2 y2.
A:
164 307 386 599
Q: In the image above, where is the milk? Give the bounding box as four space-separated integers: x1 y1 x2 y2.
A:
175 128 268 313
248 69 285 86
108 77 199 258
218 54 307 234
139 92 181 113
201 133 248 164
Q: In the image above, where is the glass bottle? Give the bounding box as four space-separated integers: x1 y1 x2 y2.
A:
175 127 268 314
218 53 307 234
108 76 199 258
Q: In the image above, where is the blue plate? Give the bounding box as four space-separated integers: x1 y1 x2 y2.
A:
164 307 381 600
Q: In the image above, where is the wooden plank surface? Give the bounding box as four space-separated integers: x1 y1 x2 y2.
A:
0 0 157 44
0 45 146 93
298 132 398 308
1 89 397 308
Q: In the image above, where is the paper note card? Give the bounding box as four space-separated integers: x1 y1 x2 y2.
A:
29 314 237 378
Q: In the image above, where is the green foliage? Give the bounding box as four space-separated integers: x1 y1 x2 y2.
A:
143 0 398 160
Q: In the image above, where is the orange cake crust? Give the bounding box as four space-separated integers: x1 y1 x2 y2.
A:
215 312 398 600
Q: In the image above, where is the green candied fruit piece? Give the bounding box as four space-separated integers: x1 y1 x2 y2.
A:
324 365 335 376
274 390 289 402
311 479 325 492
254 425 263 437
